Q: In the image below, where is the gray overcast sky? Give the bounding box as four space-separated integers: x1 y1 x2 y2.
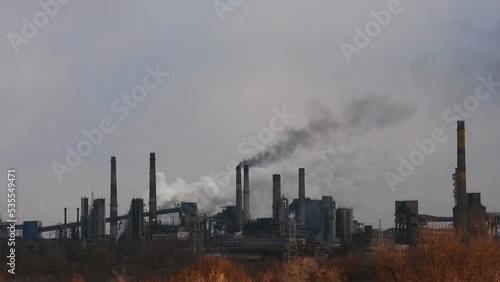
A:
1 1 499 229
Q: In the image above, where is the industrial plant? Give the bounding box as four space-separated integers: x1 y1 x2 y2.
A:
394 121 499 245
1 121 499 262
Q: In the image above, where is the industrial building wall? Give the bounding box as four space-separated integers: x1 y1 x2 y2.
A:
129 198 144 240
23 221 40 241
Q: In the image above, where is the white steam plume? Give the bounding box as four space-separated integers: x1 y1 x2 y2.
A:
117 219 128 241
147 172 233 214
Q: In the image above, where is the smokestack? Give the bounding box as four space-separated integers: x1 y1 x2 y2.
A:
298 168 306 227
243 165 250 223
456 121 467 207
236 165 243 231
149 153 157 225
456 120 467 208
454 120 468 232
272 174 281 226
76 207 80 240
110 156 118 240
64 207 67 239
81 197 89 239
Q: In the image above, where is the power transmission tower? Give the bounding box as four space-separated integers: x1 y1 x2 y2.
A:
192 213 204 253
285 216 299 261
378 219 384 247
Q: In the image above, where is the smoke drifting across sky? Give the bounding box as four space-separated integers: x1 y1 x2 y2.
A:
242 93 417 168
3 1 500 228
152 94 417 215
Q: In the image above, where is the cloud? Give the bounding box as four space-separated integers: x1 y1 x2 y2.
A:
1 1 499 228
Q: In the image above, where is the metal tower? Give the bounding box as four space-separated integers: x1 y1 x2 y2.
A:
285 216 299 261
192 213 204 253
378 219 384 247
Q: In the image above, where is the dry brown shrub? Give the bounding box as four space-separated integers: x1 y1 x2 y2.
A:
278 257 319 282
139 273 169 282
253 270 274 282
373 230 500 282
314 265 345 282
317 255 358 282
71 273 86 282
168 257 252 282
411 231 463 281
260 257 351 282
373 246 412 282
458 234 500 282
107 276 132 282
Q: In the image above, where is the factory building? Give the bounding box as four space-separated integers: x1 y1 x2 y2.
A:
336 208 353 243
8 119 499 264
394 200 419 245
80 197 89 239
22 221 41 241
6 152 362 259
394 121 491 245
12 153 358 257
128 198 144 241
90 198 106 239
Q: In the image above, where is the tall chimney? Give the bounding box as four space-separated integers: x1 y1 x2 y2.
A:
64 207 67 239
149 153 157 225
235 165 243 231
81 197 89 239
272 174 281 226
110 156 118 240
298 168 306 228
243 165 250 223
454 120 468 232
76 207 80 240
456 121 467 206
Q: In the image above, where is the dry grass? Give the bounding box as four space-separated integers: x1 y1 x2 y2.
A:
167 257 252 282
373 231 500 282
139 273 169 282
70 273 86 282
163 256 351 282
6 232 499 281
276 257 350 282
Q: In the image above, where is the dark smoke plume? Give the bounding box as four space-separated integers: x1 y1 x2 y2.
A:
345 94 418 130
242 93 417 167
